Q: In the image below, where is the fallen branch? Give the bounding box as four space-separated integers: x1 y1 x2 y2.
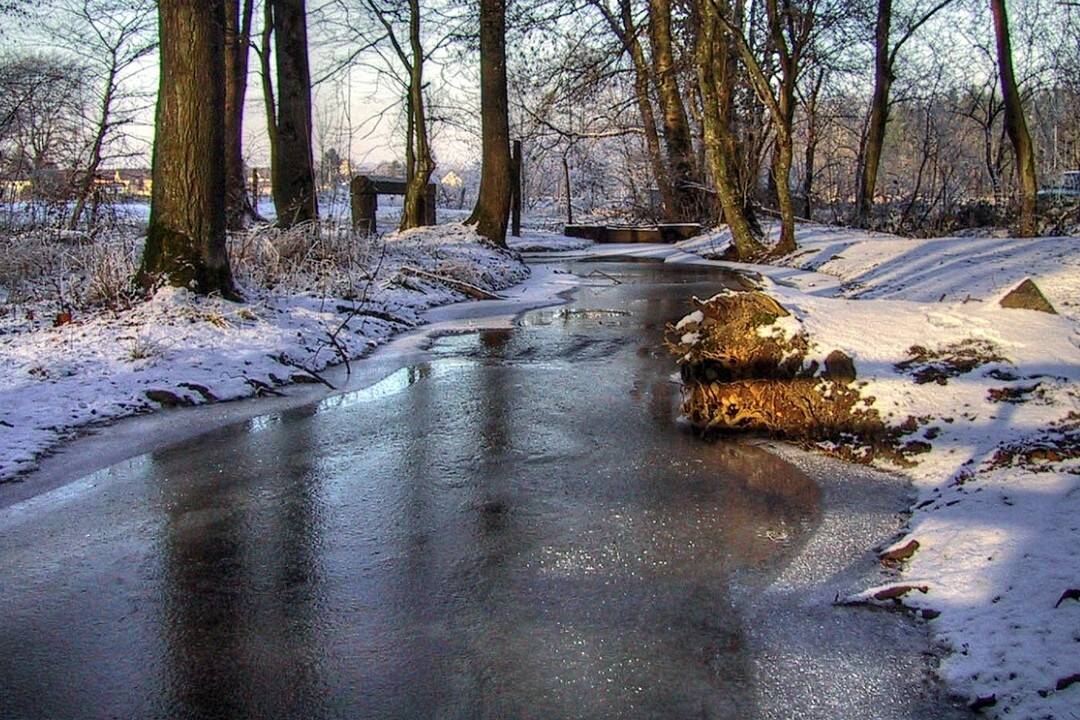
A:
335 306 413 326
272 353 336 390
399 266 502 300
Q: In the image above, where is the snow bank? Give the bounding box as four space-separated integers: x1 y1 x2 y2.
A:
0 223 528 481
674 224 1080 717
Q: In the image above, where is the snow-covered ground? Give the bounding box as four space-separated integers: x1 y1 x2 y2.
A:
665 225 1079 718
0 223 534 481
2 214 1076 716
770 228 1080 719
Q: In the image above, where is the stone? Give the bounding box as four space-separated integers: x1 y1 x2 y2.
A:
823 350 856 381
998 278 1057 314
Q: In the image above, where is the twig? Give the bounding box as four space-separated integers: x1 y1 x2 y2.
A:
272 353 336 390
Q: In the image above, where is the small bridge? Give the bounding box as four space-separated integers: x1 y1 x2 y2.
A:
350 175 436 234
564 223 702 244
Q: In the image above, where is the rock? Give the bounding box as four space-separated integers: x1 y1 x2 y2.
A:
969 694 997 712
823 350 856 381
998 278 1057 314
145 389 193 407
1054 588 1080 608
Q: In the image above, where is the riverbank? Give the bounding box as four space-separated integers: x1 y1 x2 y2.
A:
0 257 964 719
0 225 583 483
3 219 1076 716
554 225 1079 718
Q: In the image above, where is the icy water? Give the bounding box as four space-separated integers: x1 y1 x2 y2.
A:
0 262 960 719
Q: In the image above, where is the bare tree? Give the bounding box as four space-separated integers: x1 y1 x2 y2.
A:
48 0 156 231
647 0 700 218
695 0 765 259
270 0 318 228
854 0 954 227
468 0 512 246
141 0 238 297
990 0 1038 236
225 0 258 229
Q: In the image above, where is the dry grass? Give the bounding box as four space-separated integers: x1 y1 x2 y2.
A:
0 220 387 319
227 220 382 299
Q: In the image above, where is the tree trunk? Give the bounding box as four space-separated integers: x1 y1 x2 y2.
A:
271 0 317 228
772 132 796 254
466 0 511 246
607 0 675 218
259 0 280 218
800 70 824 220
991 0 1038 237
140 0 237 298
400 0 434 231
68 62 117 231
562 154 573 224
224 0 256 230
695 0 763 260
856 0 892 228
648 0 699 219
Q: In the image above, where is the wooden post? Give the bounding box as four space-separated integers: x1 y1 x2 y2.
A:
511 139 522 237
424 182 437 225
350 175 377 234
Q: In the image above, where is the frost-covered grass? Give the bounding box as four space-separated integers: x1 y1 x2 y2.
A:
0 221 528 481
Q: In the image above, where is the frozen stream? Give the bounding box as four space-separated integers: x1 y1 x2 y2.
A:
0 261 965 719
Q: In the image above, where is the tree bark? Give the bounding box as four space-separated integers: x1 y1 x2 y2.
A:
399 0 435 231
713 0 801 254
801 70 824 219
271 0 317 228
259 0 278 207
991 0 1038 237
647 0 699 218
695 0 763 260
224 0 256 230
466 0 512 246
141 0 237 298
562 153 573 224
855 0 892 228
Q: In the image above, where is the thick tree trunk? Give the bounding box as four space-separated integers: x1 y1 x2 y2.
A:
271 0 317 228
224 0 256 230
648 0 699 219
141 0 237 298
466 0 511 246
856 0 892 228
695 0 763 260
991 0 1038 237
